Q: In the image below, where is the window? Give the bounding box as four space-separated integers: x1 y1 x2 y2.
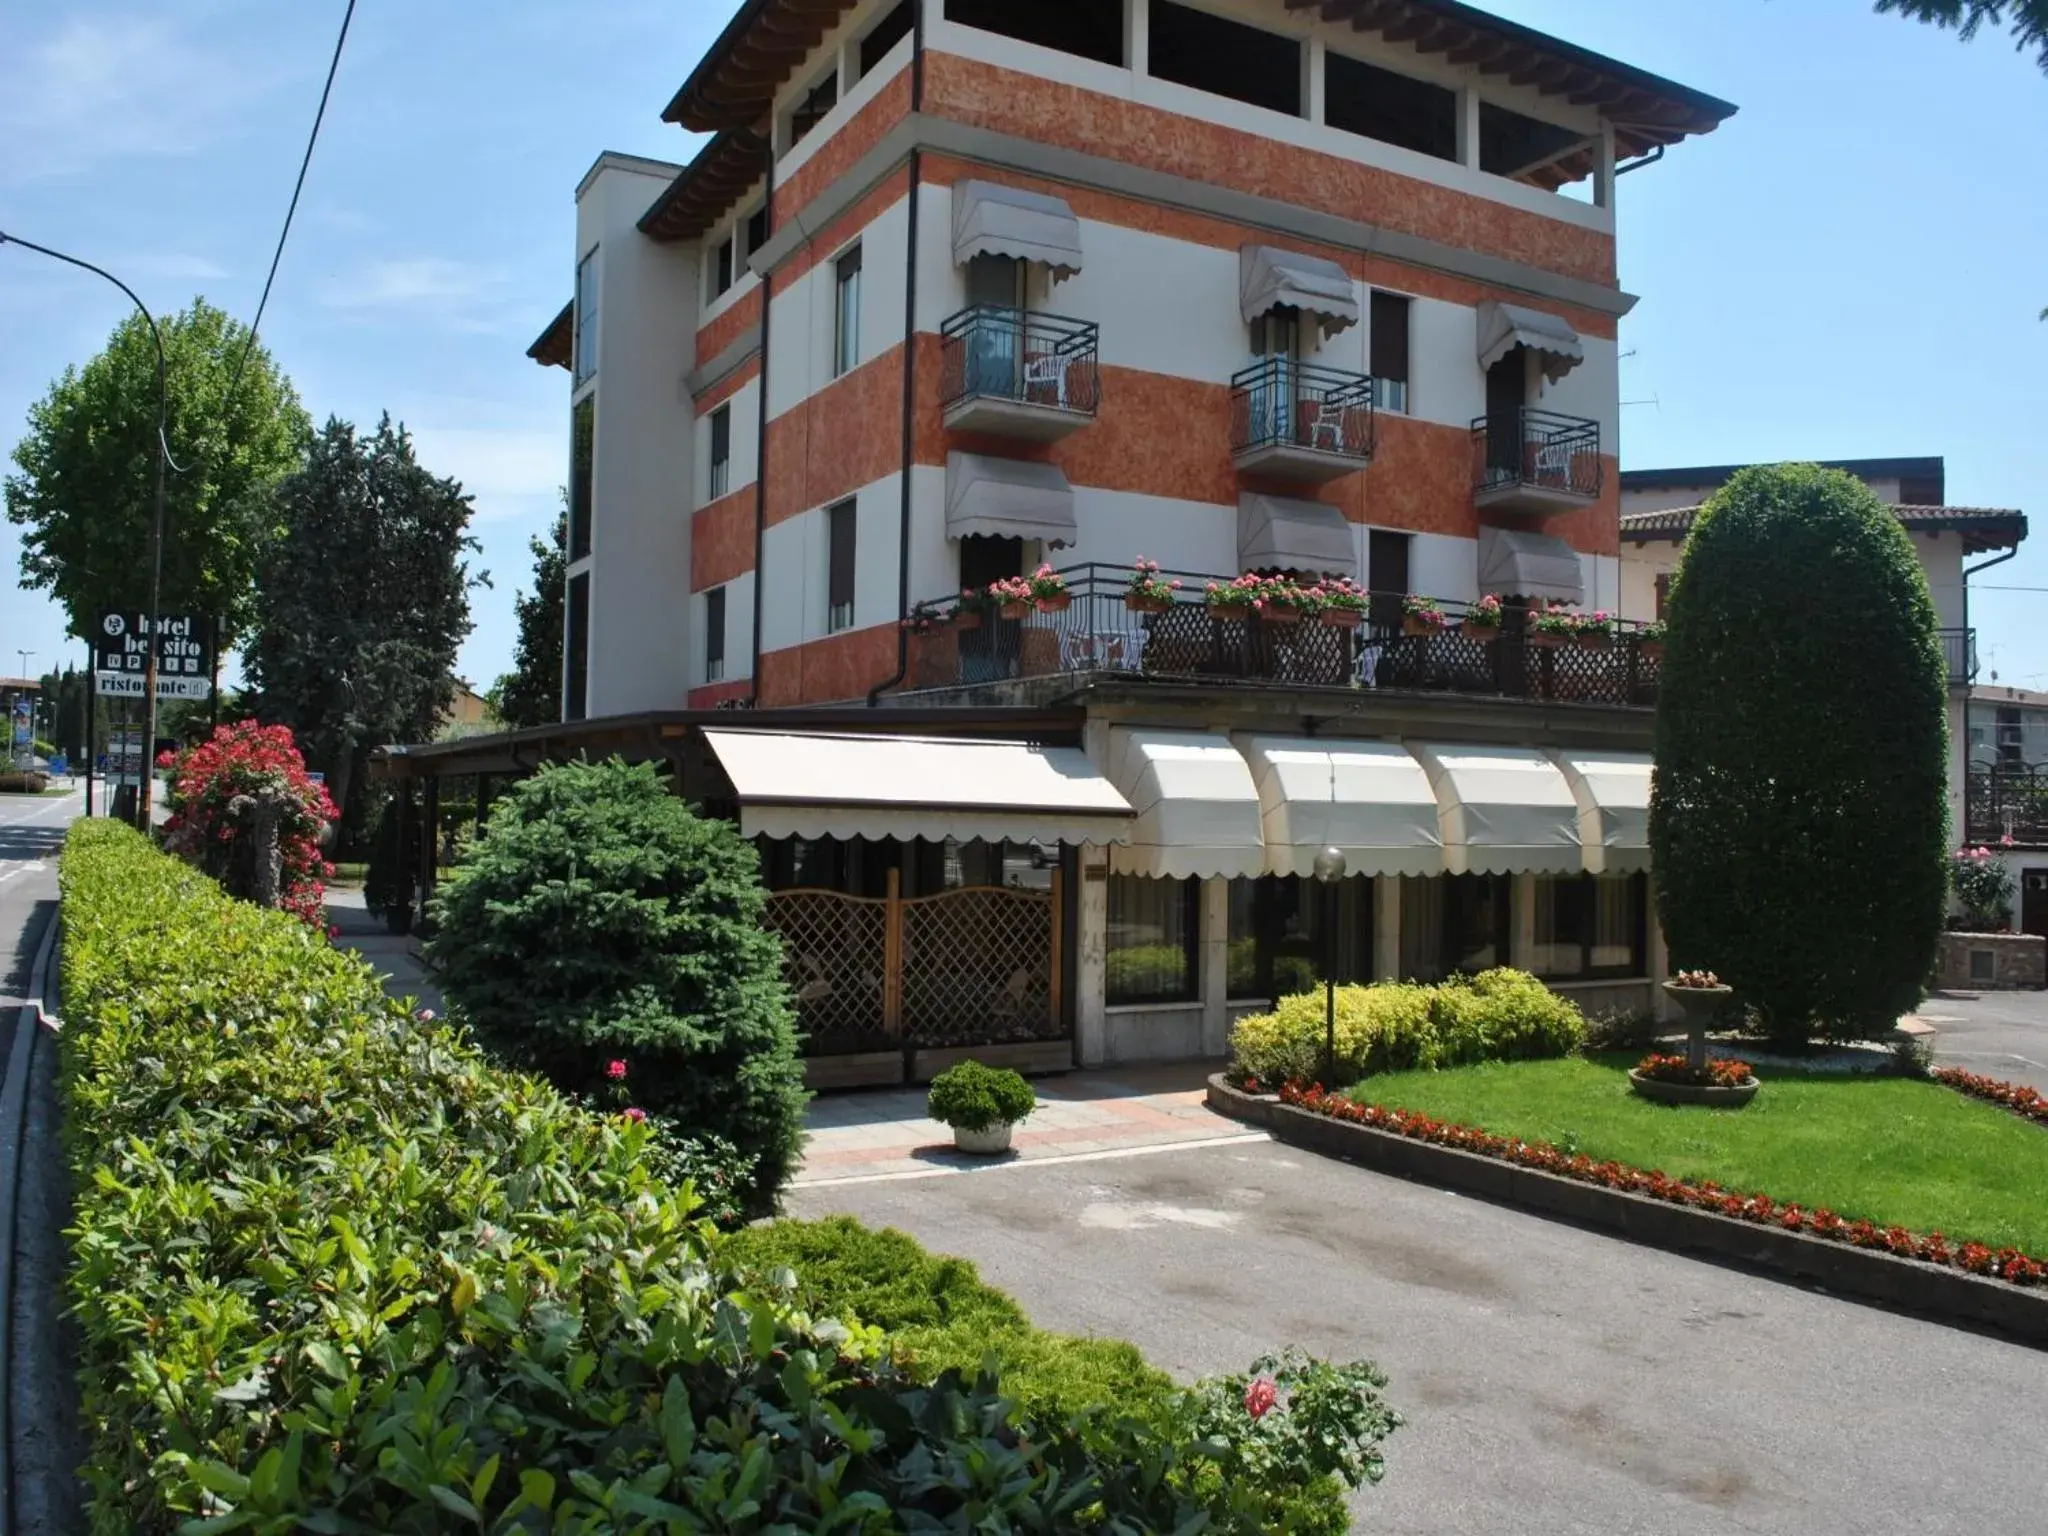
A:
945 0 1124 67
573 249 599 383
1998 706 2024 766
827 498 857 632
790 69 839 147
1367 529 1410 633
1150 0 1301 119
1227 876 1374 1000
1479 101 1585 181
745 204 769 259
711 235 735 300
564 572 590 722
860 0 914 77
1532 874 1647 980
704 586 726 683
1325 52 1457 162
568 397 594 562
1369 291 1410 413
1399 874 1509 982
709 404 731 499
833 244 863 376
1107 875 1200 1003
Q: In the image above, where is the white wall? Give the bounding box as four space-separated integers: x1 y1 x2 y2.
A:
759 471 905 651
1617 542 1674 622
765 192 910 419
689 571 757 688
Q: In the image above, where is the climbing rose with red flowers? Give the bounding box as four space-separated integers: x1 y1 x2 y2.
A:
1244 1376 1278 1418
160 721 336 927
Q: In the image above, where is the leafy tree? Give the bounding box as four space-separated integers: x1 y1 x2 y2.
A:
5 298 308 643
246 415 482 845
425 759 808 1216
1650 464 1948 1049
488 503 565 730
1876 0 2048 72
36 666 109 763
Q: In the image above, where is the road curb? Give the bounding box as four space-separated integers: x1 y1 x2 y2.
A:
0 906 58 1536
1207 1073 2048 1351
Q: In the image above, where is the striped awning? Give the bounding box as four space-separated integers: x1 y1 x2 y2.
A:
1096 728 1265 880
1235 736 1443 878
1407 743 1583 876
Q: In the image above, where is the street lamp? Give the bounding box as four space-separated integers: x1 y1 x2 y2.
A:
1313 844 1347 1083
15 651 33 681
0 230 167 834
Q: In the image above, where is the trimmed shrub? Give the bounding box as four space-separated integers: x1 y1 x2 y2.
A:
60 822 1398 1532
1950 844 2016 931
425 759 806 1214
1652 463 1948 1047
927 1059 1036 1130
1229 968 1586 1087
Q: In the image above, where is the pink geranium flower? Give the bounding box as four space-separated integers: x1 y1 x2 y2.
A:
606 1059 628 1081
622 1106 647 1124
1244 1376 1278 1418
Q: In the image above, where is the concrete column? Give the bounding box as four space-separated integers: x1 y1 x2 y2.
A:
1593 123 1618 210
1127 0 1149 77
1374 873 1401 980
1647 881 1672 1020
1200 876 1230 1056
1305 38 1327 126
1456 88 1482 170
1510 872 1538 971
1076 847 1110 1066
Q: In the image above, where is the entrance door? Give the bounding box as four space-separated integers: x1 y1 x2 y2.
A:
1485 345 1526 480
965 255 1025 397
1368 529 1410 635
2022 869 2048 939
959 534 1025 683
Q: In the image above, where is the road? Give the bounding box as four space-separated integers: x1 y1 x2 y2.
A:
794 1136 2048 1534
0 785 73 1008
1925 989 2048 1094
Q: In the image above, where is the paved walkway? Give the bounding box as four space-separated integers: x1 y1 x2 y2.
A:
326 887 445 1014
796 1062 1257 1185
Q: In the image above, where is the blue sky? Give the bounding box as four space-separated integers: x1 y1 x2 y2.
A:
2 1 2043 693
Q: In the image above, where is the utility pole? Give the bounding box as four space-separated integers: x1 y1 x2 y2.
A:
0 231 170 833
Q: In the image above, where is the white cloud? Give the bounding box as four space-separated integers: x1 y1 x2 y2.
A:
320 258 507 310
117 252 232 282
405 426 563 520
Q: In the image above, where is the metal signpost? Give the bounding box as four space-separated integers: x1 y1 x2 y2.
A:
93 612 213 823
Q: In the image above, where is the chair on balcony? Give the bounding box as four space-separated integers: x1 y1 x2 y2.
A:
1533 435 1571 488
1304 397 1349 454
1024 348 1072 410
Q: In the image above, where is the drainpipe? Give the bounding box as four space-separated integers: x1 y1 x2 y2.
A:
1613 144 1664 177
748 136 775 704
867 0 927 707
1960 544 2019 843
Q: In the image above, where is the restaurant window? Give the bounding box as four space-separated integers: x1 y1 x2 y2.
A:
1107 875 1200 1004
1399 874 1509 982
573 249 599 384
568 396 594 561
1150 0 1302 118
1369 291 1410 414
564 572 590 722
704 585 726 683
1227 876 1374 1000
945 0 1124 68
826 498 857 632
709 403 731 499
1325 52 1457 162
834 243 863 377
1532 874 1646 980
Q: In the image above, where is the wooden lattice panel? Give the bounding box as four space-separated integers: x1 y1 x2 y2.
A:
763 890 890 1053
899 888 1057 1046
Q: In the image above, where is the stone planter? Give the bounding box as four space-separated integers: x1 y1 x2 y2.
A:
1662 980 1735 1069
1935 930 2047 991
1628 1067 1760 1108
952 1122 1015 1156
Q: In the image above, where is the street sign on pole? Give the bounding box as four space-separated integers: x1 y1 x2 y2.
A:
94 610 213 702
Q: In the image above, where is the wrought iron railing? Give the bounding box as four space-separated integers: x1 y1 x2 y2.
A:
1968 767 2048 846
938 305 1101 417
904 563 1659 707
1939 627 1977 686
1470 407 1602 500
1229 357 1375 462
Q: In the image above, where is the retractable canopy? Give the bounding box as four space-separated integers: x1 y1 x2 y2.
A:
1478 526 1584 604
953 180 1084 280
1239 494 1356 577
701 730 1131 845
1549 751 1653 874
1476 301 1585 384
946 452 1078 546
1408 743 1582 876
1240 245 1359 339
1235 736 1443 878
1097 728 1265 880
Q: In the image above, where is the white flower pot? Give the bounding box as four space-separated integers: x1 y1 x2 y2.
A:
952 1122 1015 1156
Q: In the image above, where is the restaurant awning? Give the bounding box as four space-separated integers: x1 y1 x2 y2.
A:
1476 301 1585 383
1097 728 1265 879
953 180 1084 280
1239 245 1359 338
701 729 1132 845
1549 751 1653 874
1408 743 1582 876
946 452 1079 546
1478 526 1584 604
1235 736 1443 878
1238 493 1356 577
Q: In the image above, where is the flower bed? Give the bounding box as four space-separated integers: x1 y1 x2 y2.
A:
1935 1067 2048 1128
1276 1082 2048 1287
1634 1052 1754 1088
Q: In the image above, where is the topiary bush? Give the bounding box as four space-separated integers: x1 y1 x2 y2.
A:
425 759 805 1215
158 719 336 925
927 1059 1037 1130
1651 464 1949 1048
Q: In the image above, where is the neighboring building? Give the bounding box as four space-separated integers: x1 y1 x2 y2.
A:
488 0 1739 1077
1964 684 2048 937
438 680 499 741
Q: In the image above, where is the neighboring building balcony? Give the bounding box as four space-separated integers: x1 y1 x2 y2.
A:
1941 627 1978 687
939 306 1101 442
1471 408 1602 514
1968 765 2048 845
903 564 1661 709
1229 358 1376 484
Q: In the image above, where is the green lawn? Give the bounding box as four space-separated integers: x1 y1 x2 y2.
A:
1351 1054 2048 1256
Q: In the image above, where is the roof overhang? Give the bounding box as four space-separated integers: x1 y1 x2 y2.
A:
527 302 572 370
663 0 861 131
1621 504 2029 556
639 129 770 244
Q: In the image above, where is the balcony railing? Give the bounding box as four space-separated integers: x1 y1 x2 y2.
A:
1940 627 1977 686
1968 766 2048 845
939 306 1100 441
1470 407 1602 512
1229 358 1375 482
904 564 1660 707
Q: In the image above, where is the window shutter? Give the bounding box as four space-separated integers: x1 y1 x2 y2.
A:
1369 292 1410 383
828 500 857 615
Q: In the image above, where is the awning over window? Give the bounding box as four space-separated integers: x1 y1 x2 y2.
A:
1549 751 1653 874
1096 728 1265 880
1239 494 1356 576
1478 526 1584 604
953 180 1084 280
1476 301 1584 384
946 452 1079 546
1408 744 1582 876
1239 245 1359 339
701 729 1131 845
1235 736 1443 878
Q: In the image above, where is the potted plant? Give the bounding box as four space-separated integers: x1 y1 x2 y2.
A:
951 589 988 630
1627 1051 1760 1108
1258 575 1313 625
1637 619 1666 660
1206 575 1260 622
1572 610 1618 650
1462 593 1504 644
986 575 1035 620
1028 563 1071 613
1316 579 1370 630
901 599 950 637
1126 559 1178 614
927 1059 1037 1154
1401 594 1447 637
1527 606 1575 650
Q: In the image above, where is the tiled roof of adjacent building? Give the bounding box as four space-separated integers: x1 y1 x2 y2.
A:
1621 503 2028 555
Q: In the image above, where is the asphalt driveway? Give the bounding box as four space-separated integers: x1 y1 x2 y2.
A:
1925 987 2048 1094
793 1135 2046 1534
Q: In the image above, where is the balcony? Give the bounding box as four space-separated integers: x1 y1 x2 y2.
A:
939 306 1100 442
1940 627 1977 687
1968 766 2048 845
1471 408 1602 514
1229 359 1375 483
903 564 1660 708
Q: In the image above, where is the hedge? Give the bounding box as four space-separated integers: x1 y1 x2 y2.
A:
1229 968 1587 1088
59 822 1398 1532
